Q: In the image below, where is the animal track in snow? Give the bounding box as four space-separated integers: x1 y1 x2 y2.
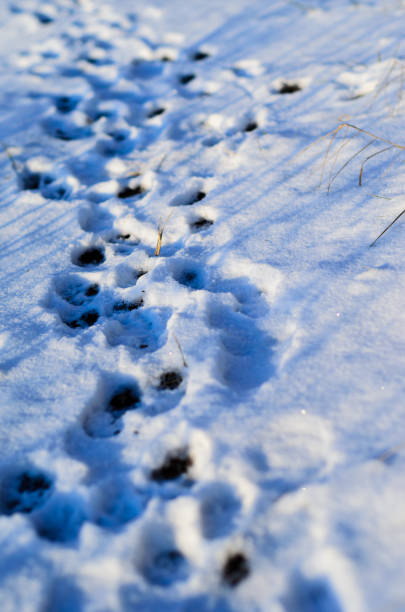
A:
189 216 214 232
54 94 82 114
115 264 147 288
73 245 105 267
51 274 101 329
105 231 140 256
222 552 250 587
158 371 183 391
150 449 193 483
91 476 144 528
170 189 206 207
96 126 136 156
32 492 87 543
0 467 53 515
63 309 99 329
19 167 41 191
82 379 142 438
103 306 170 353
207 301 276 391
135 517 193 588
199 482 242 540
283 574 343 612
42 115 92 141
172 260 206 290
143 549 189 587
54 275 100 306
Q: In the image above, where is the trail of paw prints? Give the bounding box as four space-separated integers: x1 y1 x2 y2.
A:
114 430 255 605
16 0 280 591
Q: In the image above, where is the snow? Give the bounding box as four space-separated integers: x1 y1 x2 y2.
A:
1 0 405 609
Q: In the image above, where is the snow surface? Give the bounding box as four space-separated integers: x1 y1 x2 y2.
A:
1 0 405 610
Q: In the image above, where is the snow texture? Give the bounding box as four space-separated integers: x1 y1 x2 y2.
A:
1 0 405 610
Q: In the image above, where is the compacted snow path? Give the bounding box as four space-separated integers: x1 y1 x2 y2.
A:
1 0 405 610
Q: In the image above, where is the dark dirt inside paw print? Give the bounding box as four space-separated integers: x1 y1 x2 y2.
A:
192 191 206 204
55 95 80 114
158 371 183 390
135 270 147 282
222 553 250 587
148 107 165 119
184 272 197 284
192 51 210 61
18 473 50 494
117 184 145 199
191 217 213 231
54 128 73 141
151 450 192 482
113 298 144 312
20 170 41 190
279 82 301 94
244 121 258 132
34 12 53 24
170 190 206 207
85 284 99 297
108 387 141 413
179 73 196 85
65 310 99 329
76 247 105 267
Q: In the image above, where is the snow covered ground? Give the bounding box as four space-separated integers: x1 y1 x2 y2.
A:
1 0 405 610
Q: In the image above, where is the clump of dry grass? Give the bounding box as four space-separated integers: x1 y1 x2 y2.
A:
298 121 405 246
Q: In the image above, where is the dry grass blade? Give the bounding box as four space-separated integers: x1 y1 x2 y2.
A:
174 334 188 368
154 211 173 256
155 153 167 172
342 123 405 150
359 145 393 186
396 62 405 113
326 124 350 192
319 124 346 188
327 138 376 194
370 207 405 247
380 148 403 180
366 192 392 200
1 141 20 175
155 222 164 256
377 441 405 463
292 124 345 163
366 57 397 113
